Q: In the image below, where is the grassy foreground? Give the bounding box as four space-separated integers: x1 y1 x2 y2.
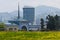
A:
0 31 60 40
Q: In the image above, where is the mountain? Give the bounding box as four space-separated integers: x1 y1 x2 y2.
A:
0 11 22 23
10 10 23 17
35 5 60 24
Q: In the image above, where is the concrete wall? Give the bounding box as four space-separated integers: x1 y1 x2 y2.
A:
5 24 19 31
5 27 19 31
28 25 41 31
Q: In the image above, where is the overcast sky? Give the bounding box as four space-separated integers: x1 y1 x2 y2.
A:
0 0 60 12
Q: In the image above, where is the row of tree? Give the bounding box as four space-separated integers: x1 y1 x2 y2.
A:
40 15 60 31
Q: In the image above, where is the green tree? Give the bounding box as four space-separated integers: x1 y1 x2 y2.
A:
54 15 59 30
0 22 5 28
46 15 56 30
40 18 44 30
0 22 5 31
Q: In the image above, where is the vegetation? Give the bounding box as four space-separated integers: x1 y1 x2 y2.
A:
0 22 5 28
40 18 44 30
54 15 59 30
0 31 60 40
0 23 5 31
46 15 60 31
46 15 56 30
40 14 60 31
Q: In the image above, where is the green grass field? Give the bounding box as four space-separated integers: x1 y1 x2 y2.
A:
0 31 60 40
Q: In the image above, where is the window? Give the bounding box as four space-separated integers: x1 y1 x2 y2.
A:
9 28 13 31
14 28 17 30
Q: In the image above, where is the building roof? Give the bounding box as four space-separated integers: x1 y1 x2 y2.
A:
17 18 28 22
9 18 28 22
23 6 34 8
5 23 18 27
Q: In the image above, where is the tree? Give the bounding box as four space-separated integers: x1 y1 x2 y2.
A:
0 22 5 28
46 15 56 30
0 22 5 31
54 15 59 30
40 18 44 30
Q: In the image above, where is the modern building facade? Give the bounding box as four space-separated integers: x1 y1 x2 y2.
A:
23 7 35 25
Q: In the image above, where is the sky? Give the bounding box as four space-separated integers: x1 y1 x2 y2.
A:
0 0 60 12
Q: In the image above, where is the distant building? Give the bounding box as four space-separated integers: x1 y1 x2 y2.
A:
28 25 41 31
8 3 41 31
5 24 19 31
23 7 35 25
